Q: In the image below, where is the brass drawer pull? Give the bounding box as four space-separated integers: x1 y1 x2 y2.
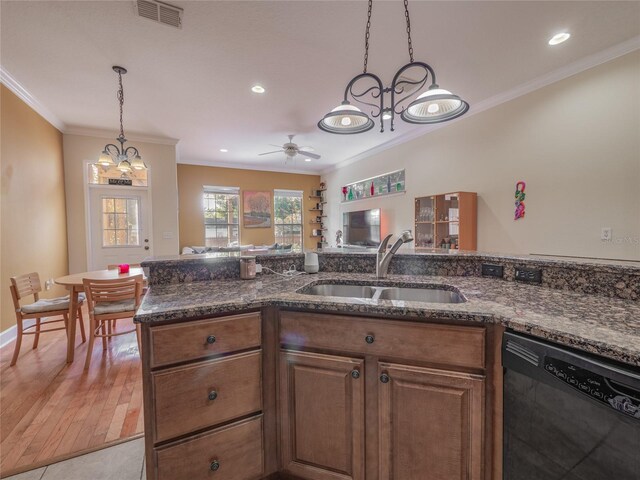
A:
365 335 375 344
210 460 220 471
208 390 218 401
206 335 216 345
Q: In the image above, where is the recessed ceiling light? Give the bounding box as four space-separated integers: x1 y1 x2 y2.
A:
548 32 571 46
219 148 228 153
304 158 311 162
251 85 265 94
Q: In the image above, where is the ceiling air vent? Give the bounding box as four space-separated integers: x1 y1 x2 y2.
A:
136 0 183 29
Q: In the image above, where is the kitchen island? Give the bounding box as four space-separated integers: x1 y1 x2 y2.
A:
135 252 640 480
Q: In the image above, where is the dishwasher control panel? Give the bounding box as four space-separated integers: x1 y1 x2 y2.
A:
544 357 640 420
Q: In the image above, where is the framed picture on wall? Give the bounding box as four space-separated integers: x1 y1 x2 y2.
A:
243 191 272 228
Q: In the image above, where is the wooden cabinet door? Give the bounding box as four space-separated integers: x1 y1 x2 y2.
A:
378 362 485 480
280 350 365 480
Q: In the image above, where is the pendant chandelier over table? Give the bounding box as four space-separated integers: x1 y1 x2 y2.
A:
96 66 147 173
318 0 469 134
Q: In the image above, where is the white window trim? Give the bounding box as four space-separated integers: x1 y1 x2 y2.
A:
274 189 304 249
203 186 241 246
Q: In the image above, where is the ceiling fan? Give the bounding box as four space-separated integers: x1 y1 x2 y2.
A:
259 135 321 162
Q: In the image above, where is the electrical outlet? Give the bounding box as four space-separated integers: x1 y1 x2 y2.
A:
601 227 612 242
515 267 542 284
44 279 54 291
481 264 504 278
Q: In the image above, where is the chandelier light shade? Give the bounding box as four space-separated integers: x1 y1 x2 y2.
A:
97 66 146 172
402 85 469 124
130 155 147 170
97 150 115 166
318 101 375 134
318 0 469 134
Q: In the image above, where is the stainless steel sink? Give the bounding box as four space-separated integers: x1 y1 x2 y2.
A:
376 287 465 303
298 283 465 303
303 284 377 299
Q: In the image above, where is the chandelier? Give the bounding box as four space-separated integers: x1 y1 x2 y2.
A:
318 0 469 134
96 66 146 172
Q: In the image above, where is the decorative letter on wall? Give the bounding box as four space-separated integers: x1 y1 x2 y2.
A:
514 181 526 220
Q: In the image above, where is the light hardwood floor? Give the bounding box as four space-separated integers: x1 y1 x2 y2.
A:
0 308 144 478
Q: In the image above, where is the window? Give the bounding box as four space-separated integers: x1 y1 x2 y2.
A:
203 186 240 247
102 197 140 246
274 190 303 250
89 163 148 187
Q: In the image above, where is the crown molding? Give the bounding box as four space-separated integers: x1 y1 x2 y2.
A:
178 158 322 176
63 126 179 146
0 66 65 131
322 35 640 175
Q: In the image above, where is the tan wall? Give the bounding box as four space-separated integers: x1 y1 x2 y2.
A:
1 86 69 332
63 134 180 273
323 51 640 260
178 164 321 251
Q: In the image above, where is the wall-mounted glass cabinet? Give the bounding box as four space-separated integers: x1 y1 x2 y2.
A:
414 192 477 250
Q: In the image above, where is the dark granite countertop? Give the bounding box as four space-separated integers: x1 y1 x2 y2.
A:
143 249 640 275
135 272 640 367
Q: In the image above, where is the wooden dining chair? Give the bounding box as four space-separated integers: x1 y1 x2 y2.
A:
9 272 86 366
105 264 145 335
83 274 143 370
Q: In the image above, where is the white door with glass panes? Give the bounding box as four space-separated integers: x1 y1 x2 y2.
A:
89 187 151 270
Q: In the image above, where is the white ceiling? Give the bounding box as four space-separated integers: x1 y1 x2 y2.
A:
2 1 639 173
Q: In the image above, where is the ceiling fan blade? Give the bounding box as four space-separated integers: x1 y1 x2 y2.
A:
298 151 321 159
269 144 284 148
259 150 285 156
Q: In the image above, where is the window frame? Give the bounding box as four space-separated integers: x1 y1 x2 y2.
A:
273 189 304 251
203 186 240 248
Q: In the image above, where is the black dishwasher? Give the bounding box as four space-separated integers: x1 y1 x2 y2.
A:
503 331 640 480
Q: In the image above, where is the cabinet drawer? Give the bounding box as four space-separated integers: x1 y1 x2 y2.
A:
152 351 262 442
149 312 261 367
280 312 485 370
155 415 264 480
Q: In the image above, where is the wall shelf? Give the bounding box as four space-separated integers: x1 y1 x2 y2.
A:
309 186 327 248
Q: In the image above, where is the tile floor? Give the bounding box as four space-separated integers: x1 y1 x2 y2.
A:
5 437 145 480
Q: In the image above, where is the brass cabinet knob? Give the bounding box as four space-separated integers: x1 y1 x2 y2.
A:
208 391 218 401
365 335 375 344
210 460 220 471
206 335 216 345
380 373 390 383
351 369 361 379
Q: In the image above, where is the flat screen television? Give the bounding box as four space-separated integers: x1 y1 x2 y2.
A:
343 209 381 247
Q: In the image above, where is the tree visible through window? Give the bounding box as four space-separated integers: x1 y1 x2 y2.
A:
274 190 303 250
102 197 140 246
204 187 240 247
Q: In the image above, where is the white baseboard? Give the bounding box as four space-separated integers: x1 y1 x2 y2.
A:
0 319 37 349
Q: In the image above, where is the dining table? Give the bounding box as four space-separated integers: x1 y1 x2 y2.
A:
55 267 146 363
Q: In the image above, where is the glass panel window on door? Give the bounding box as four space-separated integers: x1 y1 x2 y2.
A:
102 197 140 247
